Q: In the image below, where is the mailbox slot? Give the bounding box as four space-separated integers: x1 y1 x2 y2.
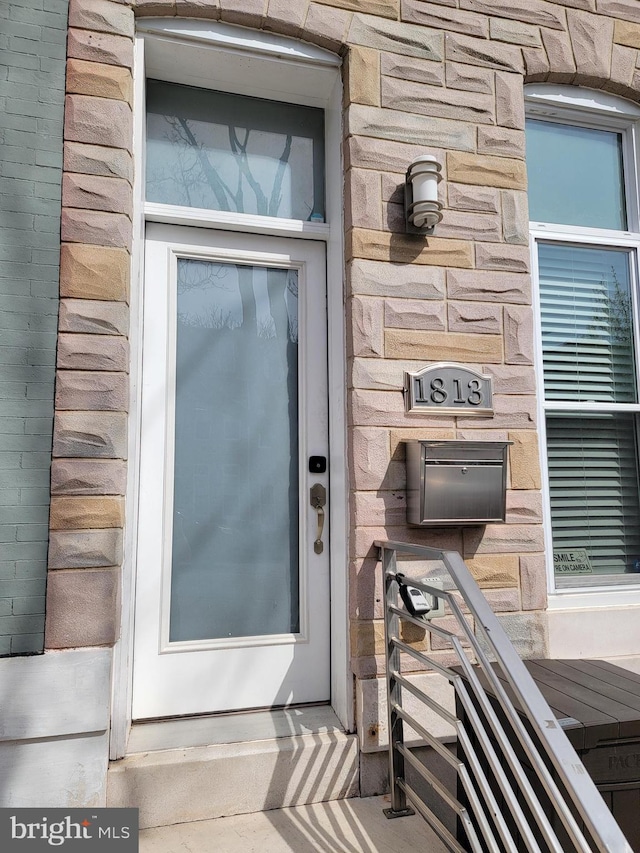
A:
405 440 511 526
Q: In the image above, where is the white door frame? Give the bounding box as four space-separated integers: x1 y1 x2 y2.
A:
110 26 348 759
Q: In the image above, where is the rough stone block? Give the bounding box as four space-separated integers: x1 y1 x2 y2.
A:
447 183 500 213
458 394 536 430
354 525 462 561
483 365 536 394
263 0 307 37
520 554 547 611
69 0 135 37
63 174 132 215
509 430 541 489
597 0 640 26
475 242 530 273
64 142 133 182
495 72 526 129
465 554 519 588
50 496 125 529
382 76 494 124
614 19 640 49
506 490 543 524
348 13 443 61
437 210 502 242
382 52 444 87
477 126 525 159
447 301 502 334
446 152 527 190
345 169 381 231
64 95 132 150
447 268 531 305
50 458 127 495
350 229 474 268
347 296 384 358
60 243 129 302
384 298 445 331
445 61 493 93
55 371 129 411
350 427 402 491
59 300 129 336
48 529 123 569
501 190 529 244
445 32 524 72
567 9 614 85
351 357 422 391
504 305 534 364
385 328 503 362
493 612 547 659
460 0 565 30
134 0 178 15
389 427 456 457
303 3 352 50
346 45 380 107
67 28 134 69
346 104 475 151
66 59 133 103
350 619 386 658
489 17 542 46
53 412 128 459
540 26 577 80
427 613 475 651
604 44 638 95
522 47 551 82
57 334 129 371
61 209 132 250
45 568 119 648
219 0 265 28
463 523 545 556
346 135 432 175
349 258 445 299
401 0 489 39
353 490 408 527
320 0 396 22
349 388 455 428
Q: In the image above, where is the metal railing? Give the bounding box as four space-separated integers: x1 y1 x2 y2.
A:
377 540 633 853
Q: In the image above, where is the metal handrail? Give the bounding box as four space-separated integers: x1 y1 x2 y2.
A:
377 540 633 853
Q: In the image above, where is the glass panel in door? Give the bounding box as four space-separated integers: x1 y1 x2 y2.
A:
170 259 300 642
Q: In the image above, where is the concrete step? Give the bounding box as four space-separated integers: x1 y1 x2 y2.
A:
139 794 451 853
107 712 359 829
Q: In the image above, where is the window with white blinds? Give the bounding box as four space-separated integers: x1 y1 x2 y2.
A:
539 244 635 404
526 94 640 589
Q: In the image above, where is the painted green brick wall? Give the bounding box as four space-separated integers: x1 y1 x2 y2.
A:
0 0 69 655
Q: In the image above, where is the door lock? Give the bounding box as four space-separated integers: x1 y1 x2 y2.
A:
310 483 326 554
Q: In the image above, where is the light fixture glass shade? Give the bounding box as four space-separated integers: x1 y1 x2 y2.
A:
406 155 443 231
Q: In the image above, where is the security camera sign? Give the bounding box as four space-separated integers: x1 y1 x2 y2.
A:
554 549 593 575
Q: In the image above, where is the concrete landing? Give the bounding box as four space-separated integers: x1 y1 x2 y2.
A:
139 795 450 853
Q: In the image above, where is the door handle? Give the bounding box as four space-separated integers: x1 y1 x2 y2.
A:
310 483 326 555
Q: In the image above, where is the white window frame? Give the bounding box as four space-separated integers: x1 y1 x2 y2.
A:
527 85 640 607
110 20 347 759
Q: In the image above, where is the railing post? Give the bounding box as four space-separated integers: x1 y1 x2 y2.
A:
381 545 415 819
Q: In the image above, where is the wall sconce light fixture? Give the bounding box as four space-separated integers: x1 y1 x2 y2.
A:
405 155 442 234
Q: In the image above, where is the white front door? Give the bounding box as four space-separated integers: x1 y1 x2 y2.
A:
132 223 330 719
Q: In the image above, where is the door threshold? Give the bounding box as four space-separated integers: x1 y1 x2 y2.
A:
127 703 343 754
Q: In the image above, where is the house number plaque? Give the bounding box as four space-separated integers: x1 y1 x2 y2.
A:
404 363 493 416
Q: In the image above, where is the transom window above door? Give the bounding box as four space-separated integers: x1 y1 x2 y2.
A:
145 79 325 222
526 86 640 593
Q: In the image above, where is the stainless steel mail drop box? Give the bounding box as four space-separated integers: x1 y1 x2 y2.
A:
405 440 511 526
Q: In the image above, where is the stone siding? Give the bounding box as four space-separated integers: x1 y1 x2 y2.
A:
45 0 640 717
0 0 69 656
